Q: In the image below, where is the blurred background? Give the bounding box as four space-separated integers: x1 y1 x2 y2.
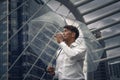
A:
0 0 120 80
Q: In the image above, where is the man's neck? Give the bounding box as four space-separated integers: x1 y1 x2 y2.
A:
65 39 75 46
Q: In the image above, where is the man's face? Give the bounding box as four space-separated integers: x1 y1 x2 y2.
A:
62 28 75 41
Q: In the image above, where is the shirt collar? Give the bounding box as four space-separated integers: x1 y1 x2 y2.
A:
70 42 78 47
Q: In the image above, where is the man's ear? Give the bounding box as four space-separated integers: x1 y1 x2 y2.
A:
72 32 75 38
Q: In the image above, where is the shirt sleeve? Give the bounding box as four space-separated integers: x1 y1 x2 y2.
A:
54 50 60 79
59 42 86 60
54 71 58 79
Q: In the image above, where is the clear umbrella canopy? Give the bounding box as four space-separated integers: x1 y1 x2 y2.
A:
28 11 104 73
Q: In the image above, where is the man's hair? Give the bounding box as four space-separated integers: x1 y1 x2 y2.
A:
64 25 79 39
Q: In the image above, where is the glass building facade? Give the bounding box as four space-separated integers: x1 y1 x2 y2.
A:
0 0 120 80
0 0 52 80
108 59 120 80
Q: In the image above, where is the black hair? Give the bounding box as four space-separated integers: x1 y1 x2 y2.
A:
64 25 79 39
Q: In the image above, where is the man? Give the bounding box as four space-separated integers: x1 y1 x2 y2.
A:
47 25 86 80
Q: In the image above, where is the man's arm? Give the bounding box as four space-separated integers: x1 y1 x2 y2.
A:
59 42 86 60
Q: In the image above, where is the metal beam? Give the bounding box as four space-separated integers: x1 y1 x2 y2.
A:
104 44 120 51
86 8 120 25
94 43 120 53
94 44 120 63
74 0 93 8
34 0 44 5
82 0 120 15
94 55 120 63
97 32 120 41
91 20 120 33
55 0 85 22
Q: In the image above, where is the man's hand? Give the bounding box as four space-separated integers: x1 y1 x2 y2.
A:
47 66 55 76
54 33 64 43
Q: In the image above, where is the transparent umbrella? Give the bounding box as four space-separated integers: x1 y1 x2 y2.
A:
27 11 104 80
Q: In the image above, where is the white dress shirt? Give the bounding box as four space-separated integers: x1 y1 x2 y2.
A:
55 41 86 80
